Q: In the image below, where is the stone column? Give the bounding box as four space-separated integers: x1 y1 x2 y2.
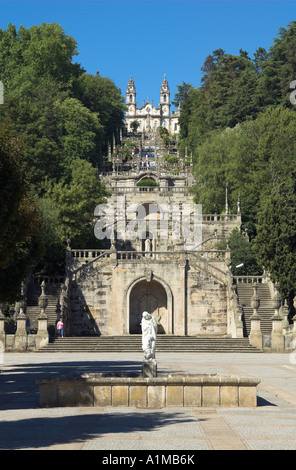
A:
271 285 284 352
249 284 263 350
36 281 49 350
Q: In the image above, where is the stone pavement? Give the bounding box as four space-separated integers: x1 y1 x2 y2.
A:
1 351 296 451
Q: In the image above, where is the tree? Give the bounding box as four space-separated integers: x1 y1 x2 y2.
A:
172 81 193 108
254 179 296 304
130 120 140 134
41 158 110 248
191 106 296 237
53 97 103 170
228 228 262 276
256 21 296 108
0 24 126 188
76 73 125 146
0 123 42 301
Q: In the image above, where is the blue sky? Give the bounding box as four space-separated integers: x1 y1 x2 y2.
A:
0 1 296 108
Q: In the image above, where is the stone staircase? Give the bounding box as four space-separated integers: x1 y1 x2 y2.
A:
39 335 259 353
26 277 63 337
236 283 274 336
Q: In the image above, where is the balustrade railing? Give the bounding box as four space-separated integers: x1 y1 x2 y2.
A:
108 186 189 194
202 214 240 222
33 275 64 284
71 249 226 262
233 276 265 284
71 249 107 259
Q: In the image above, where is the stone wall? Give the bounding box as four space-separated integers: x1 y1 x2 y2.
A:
68 251 229 337
37 373 260 408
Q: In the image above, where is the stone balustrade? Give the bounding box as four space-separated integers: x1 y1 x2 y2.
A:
109 186 189 194
202 214 240 222
33 275 65 284
234 276 266 284
70 249 226 263
71 249 107 259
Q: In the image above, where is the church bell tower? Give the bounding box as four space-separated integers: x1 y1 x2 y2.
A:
160 75 170 114
159 75 170 130
126 76 136 117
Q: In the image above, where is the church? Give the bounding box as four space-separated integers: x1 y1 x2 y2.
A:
125 75 181 135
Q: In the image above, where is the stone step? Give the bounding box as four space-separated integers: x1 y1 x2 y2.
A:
39 336 259 353
236 284 274 336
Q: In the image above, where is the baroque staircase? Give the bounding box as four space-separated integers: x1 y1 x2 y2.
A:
235 282 274 336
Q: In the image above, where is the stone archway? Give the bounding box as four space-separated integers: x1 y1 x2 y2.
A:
129 279 168 334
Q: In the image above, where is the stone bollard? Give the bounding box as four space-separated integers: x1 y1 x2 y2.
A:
14 307 28 351
36 281 49 350
282 300 290 336
271 316 284 352
249 284 263 350
271 285 284 352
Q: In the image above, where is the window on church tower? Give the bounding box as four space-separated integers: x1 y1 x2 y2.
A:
163 95 167 102
129 95 133 102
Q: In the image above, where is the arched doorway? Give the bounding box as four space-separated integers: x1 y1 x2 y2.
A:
129 279 168 334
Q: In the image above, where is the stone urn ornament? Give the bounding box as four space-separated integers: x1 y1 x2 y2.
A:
250 284 260 312
38 281 48 318
272 284 282 315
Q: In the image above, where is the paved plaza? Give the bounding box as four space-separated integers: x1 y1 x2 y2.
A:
1 350 296 451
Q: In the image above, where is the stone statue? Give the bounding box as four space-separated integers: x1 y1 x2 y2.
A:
145 237 151 252
141 311 157 363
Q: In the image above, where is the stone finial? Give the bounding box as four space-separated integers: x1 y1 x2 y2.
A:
282 299 290 329
250 284 260 313
38 281 48 318
272 284 282 315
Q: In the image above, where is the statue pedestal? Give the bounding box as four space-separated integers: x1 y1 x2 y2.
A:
142 361 157 377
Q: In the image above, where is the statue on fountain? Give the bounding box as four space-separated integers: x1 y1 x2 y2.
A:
141 311 158 376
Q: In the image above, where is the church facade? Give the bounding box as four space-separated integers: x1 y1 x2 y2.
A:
125 75 181 135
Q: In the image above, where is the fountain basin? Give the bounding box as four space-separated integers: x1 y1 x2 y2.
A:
36 373 260 408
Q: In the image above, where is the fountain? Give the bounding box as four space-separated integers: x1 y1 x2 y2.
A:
36 310 260 408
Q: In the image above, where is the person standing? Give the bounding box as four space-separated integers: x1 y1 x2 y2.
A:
57 318 64 338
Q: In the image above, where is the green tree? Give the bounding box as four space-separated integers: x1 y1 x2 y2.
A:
130 120 140 134
76 73 125 146
41 158 110 248
0 123 42 301
191 106 296 238
256 21 296 108
227 228 262 276
172 81 193 108
53 97 103 170
254 179 296 303
0 24 125 188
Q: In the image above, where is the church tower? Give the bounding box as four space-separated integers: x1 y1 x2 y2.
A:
159 74 170 129
126 76 136 117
